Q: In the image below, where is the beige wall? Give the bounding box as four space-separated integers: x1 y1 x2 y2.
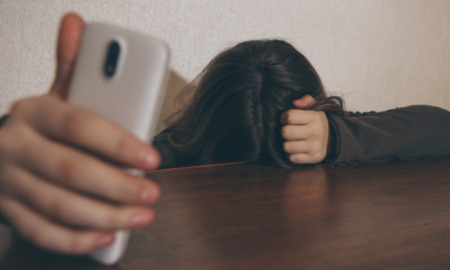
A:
1 0 449 132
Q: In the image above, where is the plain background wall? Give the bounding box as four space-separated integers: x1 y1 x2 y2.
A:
1 0 449 132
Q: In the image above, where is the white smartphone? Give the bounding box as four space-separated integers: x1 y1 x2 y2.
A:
67 22 169 265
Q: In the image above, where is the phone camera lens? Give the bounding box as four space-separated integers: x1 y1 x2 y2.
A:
103 41 120 78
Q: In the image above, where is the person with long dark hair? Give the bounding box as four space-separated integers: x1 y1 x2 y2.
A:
155 39 345 168
153 39 450 169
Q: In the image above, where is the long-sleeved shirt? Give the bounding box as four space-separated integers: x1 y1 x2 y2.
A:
153 105 450 168
327 105 450 164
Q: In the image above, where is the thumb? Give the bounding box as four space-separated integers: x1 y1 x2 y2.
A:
292 95 316 109
49 13 85 99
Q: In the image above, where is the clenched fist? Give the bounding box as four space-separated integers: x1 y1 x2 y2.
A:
280 95 331 164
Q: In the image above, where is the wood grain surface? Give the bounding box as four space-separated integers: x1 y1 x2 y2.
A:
0 158 449 270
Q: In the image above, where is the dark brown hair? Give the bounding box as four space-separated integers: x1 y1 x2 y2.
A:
165 39 345 167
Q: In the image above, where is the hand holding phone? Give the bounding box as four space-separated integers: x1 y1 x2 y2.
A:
67 22 169 265
0 13 166 265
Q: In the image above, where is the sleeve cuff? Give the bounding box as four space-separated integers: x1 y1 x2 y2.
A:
0 114 9 128
323 113 342 164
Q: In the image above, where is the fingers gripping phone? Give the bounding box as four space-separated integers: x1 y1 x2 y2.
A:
67 23 169 265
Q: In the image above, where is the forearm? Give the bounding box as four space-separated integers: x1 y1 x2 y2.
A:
327 105 450 164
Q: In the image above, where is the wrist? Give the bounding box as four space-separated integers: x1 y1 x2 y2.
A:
324 117 337 162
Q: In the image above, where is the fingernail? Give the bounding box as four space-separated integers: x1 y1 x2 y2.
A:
145 153 156 168
139 148 157 168
132 213 151 227
141 187 153 203
295 99 304 105
96 234 114 247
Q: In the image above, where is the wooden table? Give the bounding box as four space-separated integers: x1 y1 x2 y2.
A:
0 159 449 269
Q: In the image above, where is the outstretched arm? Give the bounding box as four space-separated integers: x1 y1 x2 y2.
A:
327 105 450 164
281 96 450 165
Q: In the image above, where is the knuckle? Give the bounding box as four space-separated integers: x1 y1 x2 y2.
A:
126 179 145 203
65 235 89 254
10 96 43 119
310 122 324 138
25 226 49 249
115 134 138 161
283 141 297 154
109 174 142 204
310 127 321 139
311 151 325 163
59 157 83 185
285 110 296 123
61 110 89 139
115 135 130 155
10 98 32 117
104 208 127 228
48 197 71 220
281 126 291 139
26 225 87 254
289 154 300 164
0 126 29 169
283 142 290 153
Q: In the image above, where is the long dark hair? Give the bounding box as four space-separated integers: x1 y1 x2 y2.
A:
165 39 345 167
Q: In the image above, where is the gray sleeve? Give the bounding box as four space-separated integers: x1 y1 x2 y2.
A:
327 105 450 164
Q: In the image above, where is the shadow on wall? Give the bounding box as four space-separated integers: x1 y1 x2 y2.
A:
156 70 189 133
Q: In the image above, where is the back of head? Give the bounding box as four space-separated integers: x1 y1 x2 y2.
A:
166 39 344 167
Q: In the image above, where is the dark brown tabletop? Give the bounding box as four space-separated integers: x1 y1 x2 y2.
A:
1 158 450 270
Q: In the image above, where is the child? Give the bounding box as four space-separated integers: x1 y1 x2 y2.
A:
153 39 450 168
